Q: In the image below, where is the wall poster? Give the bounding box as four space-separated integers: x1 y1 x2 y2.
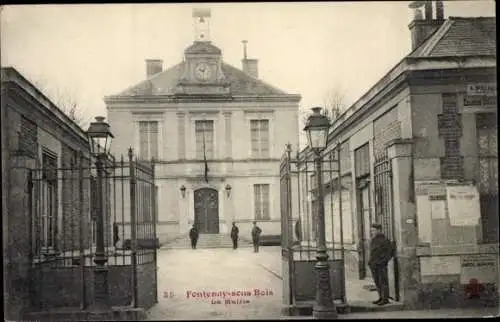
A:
446 185 481 227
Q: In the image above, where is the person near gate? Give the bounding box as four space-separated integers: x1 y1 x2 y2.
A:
368 223 394 306
113 222 120 247
189 224 199 250
251 221 262 253
230 222 239 249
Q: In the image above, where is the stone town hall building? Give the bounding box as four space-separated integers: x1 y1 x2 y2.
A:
105 9 301 243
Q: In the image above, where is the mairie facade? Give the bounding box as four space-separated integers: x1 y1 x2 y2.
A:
105 10 301 243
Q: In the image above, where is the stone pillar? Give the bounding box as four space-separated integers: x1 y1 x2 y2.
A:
387 138 421 309
224 112 232 159
178 182 188 234
7 155 36 320
185 114 192 160
1 96 9 319
219 185 226 233
177 113 186 160
188 186 195 226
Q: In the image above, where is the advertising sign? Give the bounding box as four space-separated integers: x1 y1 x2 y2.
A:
446 185 481 227
467 83 497 96
461 254 499 284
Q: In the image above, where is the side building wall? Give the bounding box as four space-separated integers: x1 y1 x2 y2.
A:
2 69 94 320
410 77 499 308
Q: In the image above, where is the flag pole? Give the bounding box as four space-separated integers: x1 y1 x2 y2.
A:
203 122 209 183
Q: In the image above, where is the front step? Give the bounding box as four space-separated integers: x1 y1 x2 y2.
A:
163 234 253 249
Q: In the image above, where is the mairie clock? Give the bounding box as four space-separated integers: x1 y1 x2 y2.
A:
195 63 211 82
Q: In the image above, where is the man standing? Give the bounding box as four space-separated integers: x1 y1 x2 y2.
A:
368 223 394 306
251 221 262 253
113 222 120 247
189 224 199 250
230 222 239 249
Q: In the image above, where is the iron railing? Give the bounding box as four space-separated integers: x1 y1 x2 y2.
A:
28 148 158 310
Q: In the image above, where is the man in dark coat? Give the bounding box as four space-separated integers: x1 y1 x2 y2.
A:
251 221 262 253
189 224 199 249
230 222 239 249
368 223 394 306
113 222 120 247
295 218 302 243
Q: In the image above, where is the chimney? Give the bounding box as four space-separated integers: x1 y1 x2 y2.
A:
424 1 433 20
241 40 259 78
408 1 445 51
145 59 163 78
436 0 444 21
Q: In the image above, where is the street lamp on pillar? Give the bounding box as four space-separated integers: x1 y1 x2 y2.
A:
225 184 232 198
303 107 337 319
180 185 186 198
86 116 114 309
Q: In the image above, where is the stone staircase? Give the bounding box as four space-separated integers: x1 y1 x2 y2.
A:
162 234 253 249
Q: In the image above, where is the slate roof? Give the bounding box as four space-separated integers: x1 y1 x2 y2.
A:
185 41 222 55
114 42 291 97
410 16 496 57
118 62 185 96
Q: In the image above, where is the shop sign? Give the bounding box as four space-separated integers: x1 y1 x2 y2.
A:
460 254 498 284
467 83 496 96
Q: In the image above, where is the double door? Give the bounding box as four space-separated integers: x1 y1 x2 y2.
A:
194 188 219 234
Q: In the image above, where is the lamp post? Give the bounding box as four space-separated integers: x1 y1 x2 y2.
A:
225 184 232 198
87 116 114 309
303 107 337 319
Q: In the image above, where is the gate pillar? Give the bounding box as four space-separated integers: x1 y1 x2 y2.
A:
387 138 420 309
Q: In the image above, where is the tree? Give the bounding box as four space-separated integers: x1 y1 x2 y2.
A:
298 86 347 149
31 76 88 129
321 85 347 123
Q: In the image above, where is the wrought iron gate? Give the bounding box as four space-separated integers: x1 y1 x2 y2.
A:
373 151 399 301
280 143 346 308
28 148 158 311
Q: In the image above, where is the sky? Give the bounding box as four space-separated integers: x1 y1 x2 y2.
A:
1 1 496 135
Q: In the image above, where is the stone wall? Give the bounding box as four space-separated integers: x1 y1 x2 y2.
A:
136 261 158 309
410 80 498 309
438 93 464 179
30 265 133 309
293 259 345 302
373 106 402 159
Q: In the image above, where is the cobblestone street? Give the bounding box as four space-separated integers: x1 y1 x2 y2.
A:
146 246 284 320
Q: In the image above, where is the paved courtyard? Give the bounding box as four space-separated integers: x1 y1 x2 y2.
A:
146 246 285 320
145 246 499 320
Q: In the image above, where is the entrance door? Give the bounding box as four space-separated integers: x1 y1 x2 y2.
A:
194 188 219 234
357 179 372 279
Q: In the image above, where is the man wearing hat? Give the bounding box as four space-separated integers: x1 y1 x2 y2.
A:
368 223 394 306
251 221 262 253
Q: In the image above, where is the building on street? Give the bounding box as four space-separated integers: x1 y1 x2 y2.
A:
105 8 301 244
287 0 498 310
2 67 94 320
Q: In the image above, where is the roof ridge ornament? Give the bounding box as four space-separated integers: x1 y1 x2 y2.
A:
193 8 211 42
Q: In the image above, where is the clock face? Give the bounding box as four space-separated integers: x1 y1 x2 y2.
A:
195 63 211 81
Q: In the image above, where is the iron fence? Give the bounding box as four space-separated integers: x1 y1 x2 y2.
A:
280 144 346 305
373 151 399 301
28 148 157 310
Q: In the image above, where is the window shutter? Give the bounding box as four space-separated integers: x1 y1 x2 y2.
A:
254 185 262 219
139 121 149 159
262 184 270 219
150 121 159 160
